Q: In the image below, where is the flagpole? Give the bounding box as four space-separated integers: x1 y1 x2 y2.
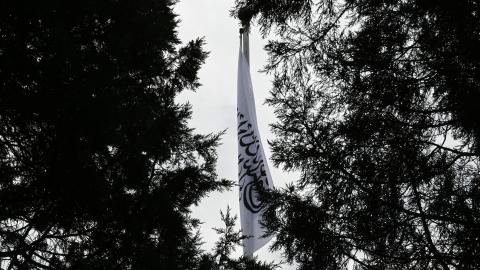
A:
240 23 250 66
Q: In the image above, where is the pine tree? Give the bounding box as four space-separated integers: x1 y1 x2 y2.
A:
201 206 277 270
234 0 480 269
0 1 231 269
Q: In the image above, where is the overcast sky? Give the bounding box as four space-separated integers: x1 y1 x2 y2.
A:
174 1 297 268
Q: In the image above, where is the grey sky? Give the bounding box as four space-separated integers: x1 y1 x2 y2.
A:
175 0 297 268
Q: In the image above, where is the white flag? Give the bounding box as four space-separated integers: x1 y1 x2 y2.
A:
237 49 274 256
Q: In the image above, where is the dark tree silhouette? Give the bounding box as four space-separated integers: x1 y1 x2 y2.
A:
199 207 278 270
0 1 233 269
233 0 480 269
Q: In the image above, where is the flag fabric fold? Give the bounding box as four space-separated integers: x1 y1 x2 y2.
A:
237 49 274 256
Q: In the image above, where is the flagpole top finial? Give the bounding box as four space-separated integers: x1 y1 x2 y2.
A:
239 27 249 34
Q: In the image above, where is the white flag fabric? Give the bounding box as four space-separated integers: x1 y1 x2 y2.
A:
237 49 274 256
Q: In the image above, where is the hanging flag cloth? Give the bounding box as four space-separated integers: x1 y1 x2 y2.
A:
237 29 274 257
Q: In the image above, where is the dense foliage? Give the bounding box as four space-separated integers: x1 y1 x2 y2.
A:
234 0 480 269
0 1 234 269
200 207 278 270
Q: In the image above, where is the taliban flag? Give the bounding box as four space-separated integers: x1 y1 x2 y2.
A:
237 47 274 256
